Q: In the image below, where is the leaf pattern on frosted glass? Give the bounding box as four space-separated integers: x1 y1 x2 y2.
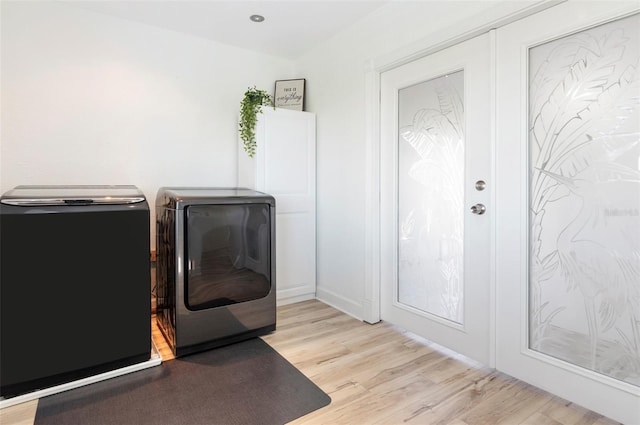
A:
532 47 627 170
530 33 600 114
397 72 464 323
528 13 640 385
532 64 639 214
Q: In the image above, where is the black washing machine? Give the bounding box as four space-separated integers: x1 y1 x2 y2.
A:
155 187 276 357
0 185 151 398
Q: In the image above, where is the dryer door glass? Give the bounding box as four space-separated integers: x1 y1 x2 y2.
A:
185 203 271 310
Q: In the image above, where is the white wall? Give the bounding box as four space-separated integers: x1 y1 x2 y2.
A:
1 0 553 318
296 1 546 319
0 1 294 250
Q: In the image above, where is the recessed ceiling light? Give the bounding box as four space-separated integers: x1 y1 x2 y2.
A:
250 14 265 23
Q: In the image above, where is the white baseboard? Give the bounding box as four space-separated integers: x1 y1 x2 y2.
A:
315 287 364 321
277 292 315 306
276 285 316 306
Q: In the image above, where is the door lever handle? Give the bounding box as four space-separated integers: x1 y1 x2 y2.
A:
470 203 486 215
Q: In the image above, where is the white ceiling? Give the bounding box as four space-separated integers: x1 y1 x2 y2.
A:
62 1 388 59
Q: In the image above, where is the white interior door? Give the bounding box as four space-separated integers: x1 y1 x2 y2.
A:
380 33 493 365
238 108 317 305
496 2 640 423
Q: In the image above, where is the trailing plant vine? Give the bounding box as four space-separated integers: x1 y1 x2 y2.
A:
239 86 274 157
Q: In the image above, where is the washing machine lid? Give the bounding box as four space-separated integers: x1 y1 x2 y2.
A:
0 185 146 206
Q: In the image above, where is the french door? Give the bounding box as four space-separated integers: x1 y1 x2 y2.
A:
496 2 640 424
380 33 493 365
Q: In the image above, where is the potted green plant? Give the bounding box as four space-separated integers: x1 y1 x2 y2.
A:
239 86 274 158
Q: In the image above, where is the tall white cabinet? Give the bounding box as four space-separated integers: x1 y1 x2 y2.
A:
238 108 316 305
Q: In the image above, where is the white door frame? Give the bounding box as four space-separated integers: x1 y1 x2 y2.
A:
362 0 564 366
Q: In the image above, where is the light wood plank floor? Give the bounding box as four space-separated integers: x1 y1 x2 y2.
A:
1 300 620 425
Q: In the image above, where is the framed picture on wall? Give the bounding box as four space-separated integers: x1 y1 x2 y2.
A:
274 79 305 111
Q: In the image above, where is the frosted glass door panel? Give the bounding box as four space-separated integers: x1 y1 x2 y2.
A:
398 70 465 324
528 13 640 385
